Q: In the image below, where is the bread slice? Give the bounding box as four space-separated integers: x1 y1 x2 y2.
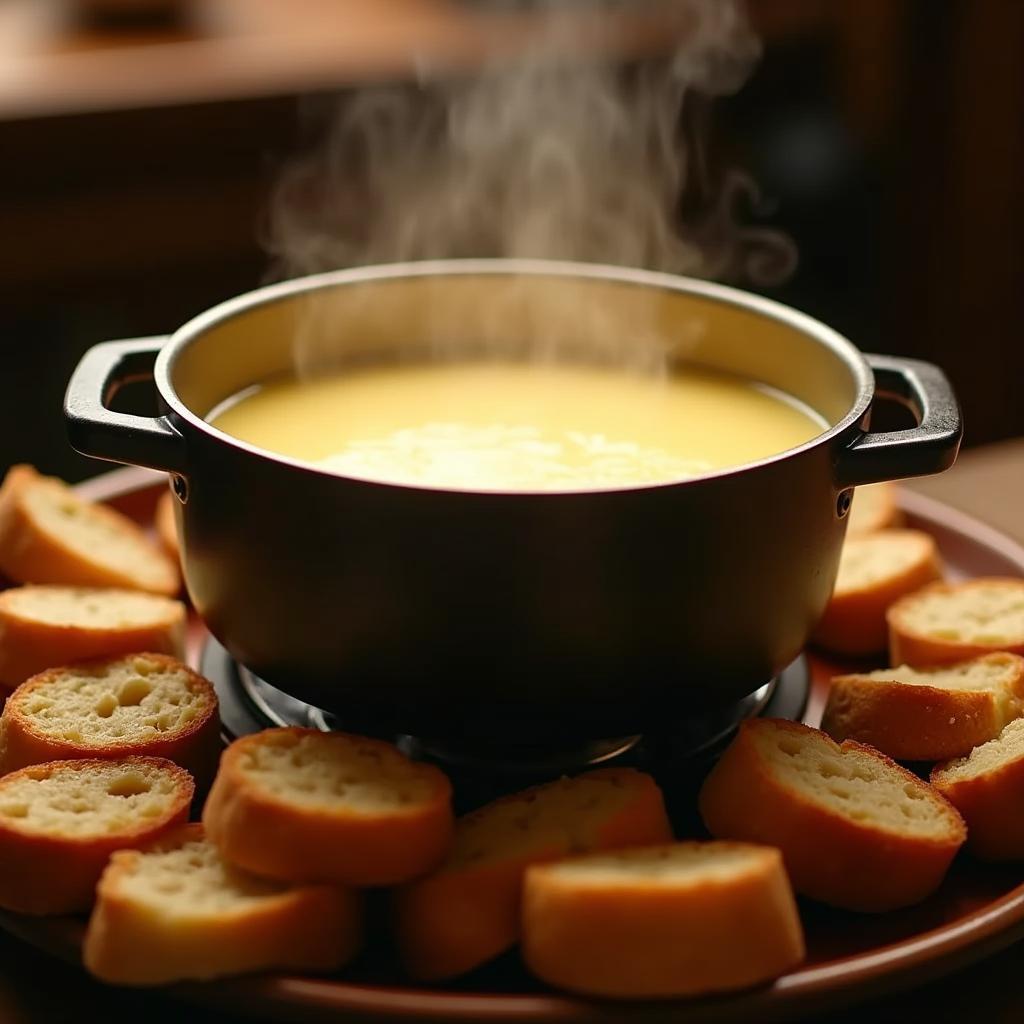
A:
821 653 1024 761
0 586 186 688
0 756 193 915
811 529 942 656
154 491 180 563
889 578 1024 666
202 727 453 887
847 482 903 536
393 767 673 981
83 823 361 985
521 841 804 998
932 718 1024 860
0 465 179 595
698 718 966 911
0 653 221 785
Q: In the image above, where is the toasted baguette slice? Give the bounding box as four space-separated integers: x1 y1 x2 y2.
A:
889 578 1024 666
699 719 965 911
811 529 942 656
394 767 672 981
203 727 452 887
0 586 186 688
847 482 903 536
932 718 1024 860
522 841 804 998
0 465 179 595
821 653 1024 761
0 654 220 785
0 756 192 915
154 491 180 563
84 823 361 985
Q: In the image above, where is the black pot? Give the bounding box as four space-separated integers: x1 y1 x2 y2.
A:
64 261 961 742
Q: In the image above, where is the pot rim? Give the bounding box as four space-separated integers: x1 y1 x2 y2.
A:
156 258 874 494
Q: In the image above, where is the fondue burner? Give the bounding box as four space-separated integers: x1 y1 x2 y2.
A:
202 637 809 796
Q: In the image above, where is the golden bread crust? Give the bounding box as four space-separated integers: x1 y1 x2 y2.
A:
0 653 221 786
812 529 942 656
888 578 1024 666
393 767 672 981
521 842 805 998
202 727 453 887
83 823 361 985
0 586 186 688
0 465 179 595
0 756 193 915
698 719 965 912
821 654 1024 761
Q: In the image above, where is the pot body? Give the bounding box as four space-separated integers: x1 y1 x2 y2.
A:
65 261 962 740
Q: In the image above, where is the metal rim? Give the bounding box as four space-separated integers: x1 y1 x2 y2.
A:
152 259 875 495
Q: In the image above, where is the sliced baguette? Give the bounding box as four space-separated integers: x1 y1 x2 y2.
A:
889 577 1024 666
821 653 1024 761
0 465 179 595
812 529 942 656
0 586 186 688
932 718 1024 860
0 756 193 914
521 841 804 998
202 727 453 887
847 482 903 536
84 823 361 985
699 718 966 911
394 767 672 981
0 653 220 785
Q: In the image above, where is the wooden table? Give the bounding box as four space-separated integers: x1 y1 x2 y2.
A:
0 441 1022 1022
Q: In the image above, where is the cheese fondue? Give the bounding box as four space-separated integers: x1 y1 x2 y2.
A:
210 362 824 490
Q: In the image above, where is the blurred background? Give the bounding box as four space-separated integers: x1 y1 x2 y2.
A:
1 0 1021 482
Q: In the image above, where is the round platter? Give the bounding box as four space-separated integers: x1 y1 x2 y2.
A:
4 466 1024 1023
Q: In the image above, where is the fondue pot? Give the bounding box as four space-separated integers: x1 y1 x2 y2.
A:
64 260 961 742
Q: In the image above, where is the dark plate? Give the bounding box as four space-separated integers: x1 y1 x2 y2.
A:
4 469 1024 1023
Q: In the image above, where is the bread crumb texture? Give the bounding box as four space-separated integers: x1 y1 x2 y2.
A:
0 759 184 838
751 725 955 839
833 531 935 593
1 587 181 629
855 654 1022 692
12 655 211 747
116 832 293 912
447 771 648 869
896 580 1024 645
936 718 1024 782
238 730 437 811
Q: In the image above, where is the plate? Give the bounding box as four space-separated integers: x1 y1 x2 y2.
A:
5 467 1024 1023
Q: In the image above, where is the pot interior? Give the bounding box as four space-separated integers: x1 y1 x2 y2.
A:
167 267 864 440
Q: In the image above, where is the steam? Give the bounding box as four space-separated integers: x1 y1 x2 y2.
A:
265 0 797 374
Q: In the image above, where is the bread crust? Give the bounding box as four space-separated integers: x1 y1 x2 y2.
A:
393 767 673 981
203 728 453 887
83 823 361 985
521 842 804 998
889 578 1024 666
0 654 221 786
0 757 193 915
0 465 179 595
821 654 1024 761
699 719 965 912
812 530 942 656
0 586 186 688
932 731 1024 860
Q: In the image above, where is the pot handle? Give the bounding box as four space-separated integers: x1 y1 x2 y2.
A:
64 337 187 475
836 354 962 488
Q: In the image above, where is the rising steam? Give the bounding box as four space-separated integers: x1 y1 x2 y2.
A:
267 0 794 284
